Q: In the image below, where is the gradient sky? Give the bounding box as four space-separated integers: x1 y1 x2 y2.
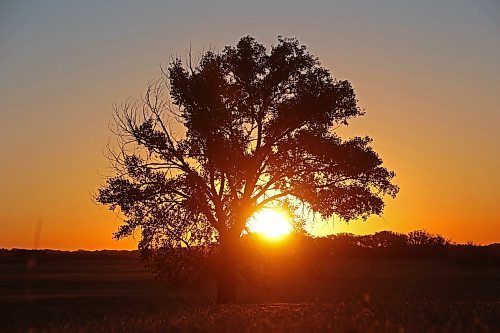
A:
1 0 499 249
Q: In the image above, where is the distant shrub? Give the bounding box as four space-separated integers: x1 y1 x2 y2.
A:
449 243 500 266
404 230 450 258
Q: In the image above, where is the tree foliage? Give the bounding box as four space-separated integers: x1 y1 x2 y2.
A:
97 35 398 263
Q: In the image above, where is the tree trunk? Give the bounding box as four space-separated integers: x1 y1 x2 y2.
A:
216 235 238 304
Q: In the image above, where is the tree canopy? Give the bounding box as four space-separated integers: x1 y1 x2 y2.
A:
96 36 398 302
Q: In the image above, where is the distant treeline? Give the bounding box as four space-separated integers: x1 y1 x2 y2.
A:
0 249 140 264
291 230 500 265
1 230 498 267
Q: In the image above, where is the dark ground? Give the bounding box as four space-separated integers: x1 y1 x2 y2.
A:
0 250 499 332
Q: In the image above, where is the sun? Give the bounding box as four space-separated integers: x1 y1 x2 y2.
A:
247 208 293 239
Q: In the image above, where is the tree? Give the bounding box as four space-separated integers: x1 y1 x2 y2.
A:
96 36 399 303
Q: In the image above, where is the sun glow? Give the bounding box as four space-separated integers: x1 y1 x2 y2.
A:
247 208 293 239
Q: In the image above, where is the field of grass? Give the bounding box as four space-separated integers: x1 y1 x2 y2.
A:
1 250 499 332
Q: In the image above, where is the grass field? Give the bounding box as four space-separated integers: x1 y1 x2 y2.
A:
1 250 499 332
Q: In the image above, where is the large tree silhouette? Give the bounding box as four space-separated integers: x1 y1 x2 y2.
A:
97 36 399 303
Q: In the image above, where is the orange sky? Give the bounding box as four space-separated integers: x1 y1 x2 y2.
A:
0 1 499 249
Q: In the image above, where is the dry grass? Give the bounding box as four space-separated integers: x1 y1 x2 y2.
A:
1 251 498 332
